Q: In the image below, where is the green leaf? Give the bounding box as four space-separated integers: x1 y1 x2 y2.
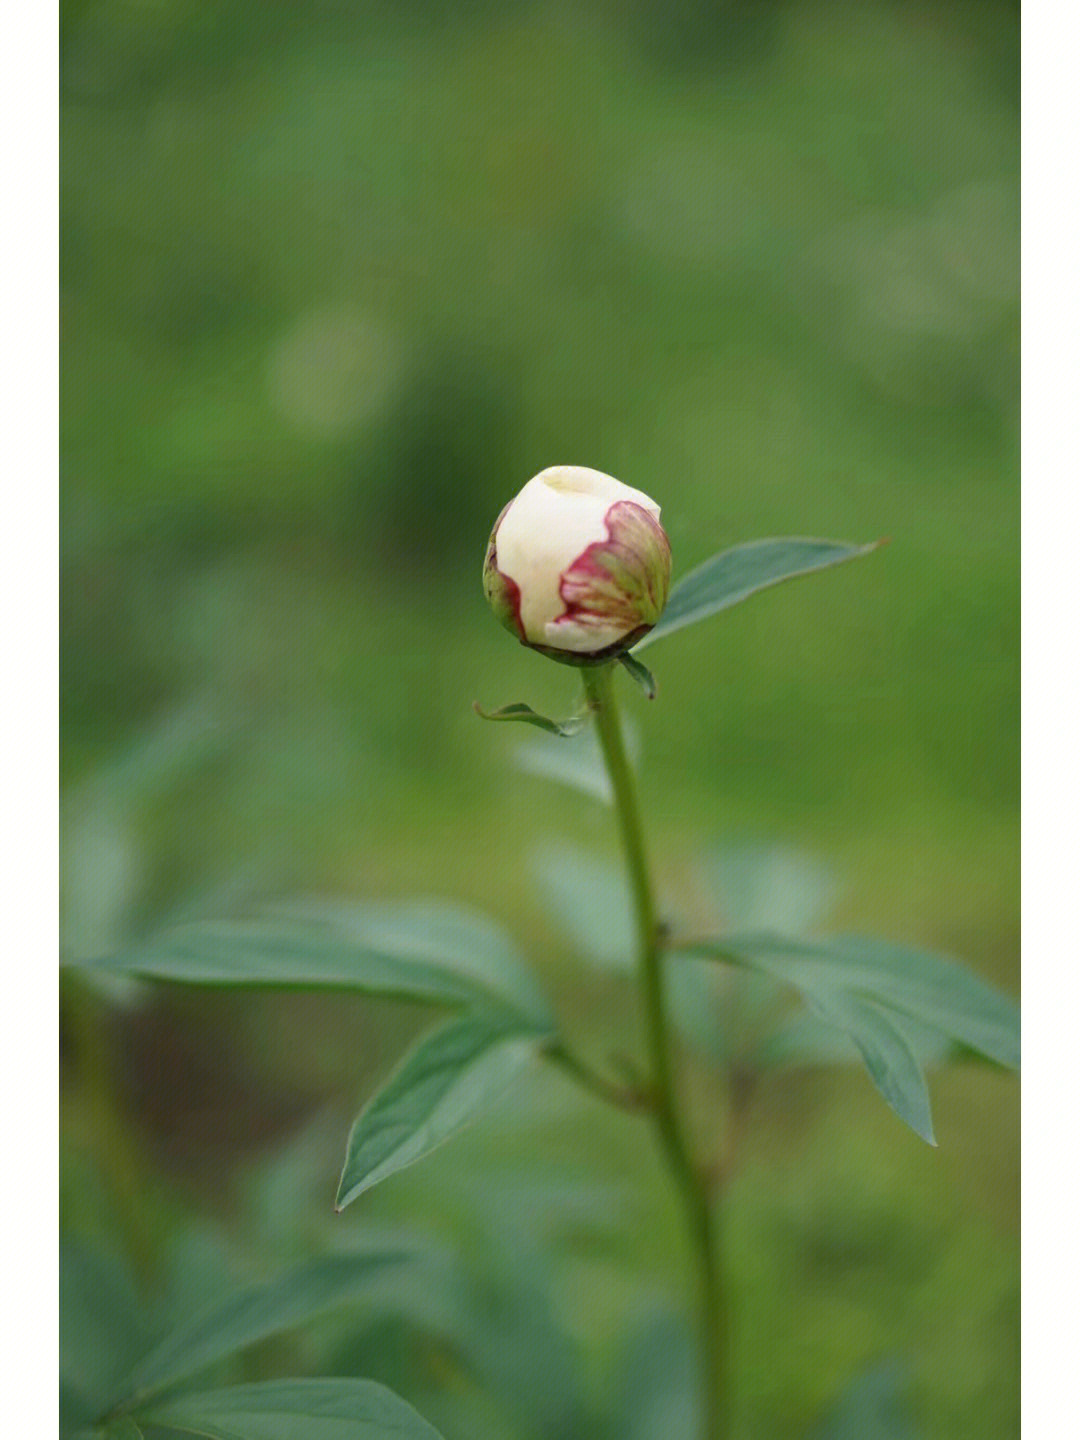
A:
701 840 838 937
67 901 551 1027
514 720 639 806
718 932 1019 1070
137 1378 444 1439
810 1362 920 1440
636 537 883 649
336 1014 544 1210
617 651 657 698
118 1251 410 1408
679 931 1018 1141
61 1241 148 1421
805 988 936 1144
756 1007 955 1070
530 844 634 970
473 700 586 737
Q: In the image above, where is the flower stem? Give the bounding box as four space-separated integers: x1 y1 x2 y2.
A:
581 662 727 1440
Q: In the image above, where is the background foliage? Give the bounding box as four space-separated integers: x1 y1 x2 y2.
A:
62 2 1018 1436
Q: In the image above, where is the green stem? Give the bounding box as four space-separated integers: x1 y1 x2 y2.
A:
581 663 727 1440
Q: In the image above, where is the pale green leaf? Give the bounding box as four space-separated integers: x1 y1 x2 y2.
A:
805 988 936 1144
810 1362 920 1440
336 1015 544 1209
700 841 837 937
138 1378 444 1439
68 901 551 1027
718 932 1019 1070
119 1251 410 1408
530 845 634 971
679 931 1017 1141
637 537 883 649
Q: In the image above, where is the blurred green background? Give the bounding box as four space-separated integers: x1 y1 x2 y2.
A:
61 1 1018 1437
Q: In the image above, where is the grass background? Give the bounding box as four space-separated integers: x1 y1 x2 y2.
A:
61 2 1018 1435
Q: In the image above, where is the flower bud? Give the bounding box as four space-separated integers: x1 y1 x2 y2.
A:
483 467 671 660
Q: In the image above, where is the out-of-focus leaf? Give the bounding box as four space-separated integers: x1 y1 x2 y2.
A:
67 900 551 1026
118 1251 411 1407
665 953 782 1064
617 651 657 698
604 1309 696 1440
61 1240 148 1422
514 717 640 805
515 733 612 803
700 841 838 937
636 537 883 648
531 844 635 970
473 700 587 736
137 1378 444 1439
810 1361 921 1440
336 1015 545 1210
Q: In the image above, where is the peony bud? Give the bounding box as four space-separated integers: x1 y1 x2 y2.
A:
483 467 671 661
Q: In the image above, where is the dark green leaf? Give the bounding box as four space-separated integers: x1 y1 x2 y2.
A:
138 1378 444 1439
617 651 657 698
337 1015 544 1210
637 537 883 649
118 1251 410 1408
67 901 551 1027
473 700 586 737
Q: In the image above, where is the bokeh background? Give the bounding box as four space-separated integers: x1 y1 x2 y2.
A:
61 2 1019 1436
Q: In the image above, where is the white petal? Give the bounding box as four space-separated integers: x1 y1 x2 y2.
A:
495 468 662 648
542 617 629 652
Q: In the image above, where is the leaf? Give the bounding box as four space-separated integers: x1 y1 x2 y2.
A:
336 1014 544 1210
473 700 587 737
617 651 657 698
605 1310 696 1440
700 840 838 937
118 1251 410 1408
636 537 883 649
61 1240 148 1420
679 931 1018 1141
756 1007 955 1070
514 720 639 806
137 1378 445 1439
810 1361 921 1440
805 989 936 1144
67 901 551 1027
530 844 635 970
718 932 1020 1070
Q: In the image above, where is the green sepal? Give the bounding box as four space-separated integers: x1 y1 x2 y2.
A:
617 651 657 698
473 701 587 738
